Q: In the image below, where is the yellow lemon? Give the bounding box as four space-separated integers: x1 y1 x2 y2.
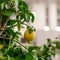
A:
24 30 35 43
0 44 3 49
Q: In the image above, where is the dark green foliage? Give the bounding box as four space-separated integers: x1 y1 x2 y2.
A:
0 0 35 60
54 41 60 49
0 0 35 47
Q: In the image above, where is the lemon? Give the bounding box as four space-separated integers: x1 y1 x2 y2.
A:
24 30 35 43
0 44 3 49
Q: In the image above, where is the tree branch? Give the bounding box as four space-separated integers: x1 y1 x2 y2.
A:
0 16 10 35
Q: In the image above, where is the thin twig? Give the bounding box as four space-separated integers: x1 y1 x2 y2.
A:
14 40 28 50
23 23 29 26
7 24 17 29
4 31 10 37
0 36 10 40
6 22 29 29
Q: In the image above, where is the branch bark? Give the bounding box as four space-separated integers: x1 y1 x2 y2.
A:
0 16 10 35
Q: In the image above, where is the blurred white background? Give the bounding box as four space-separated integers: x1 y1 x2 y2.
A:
24 0 60 60
24 0 60 46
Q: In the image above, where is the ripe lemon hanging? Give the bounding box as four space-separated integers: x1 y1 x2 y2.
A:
24 30 35 43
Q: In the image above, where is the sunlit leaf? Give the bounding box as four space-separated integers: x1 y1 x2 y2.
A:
25 53 35 60
29 13 35 23
25 13 30 22
2 9 16 16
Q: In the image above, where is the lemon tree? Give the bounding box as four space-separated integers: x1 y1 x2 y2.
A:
0 0 35 60
0 0 58 60
0 0 35 47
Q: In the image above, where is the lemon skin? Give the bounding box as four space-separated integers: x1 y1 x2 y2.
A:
24 30 35 43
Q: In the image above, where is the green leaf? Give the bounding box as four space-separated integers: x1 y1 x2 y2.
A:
15 47 26 60
1 3 5 10
16 55 25 60
55 41 60 49
7 48 14 57
18 1 28 11
5 28 15 40
22 1 28 10
0 0 10 4
2 9 16 16
15 31 22 36
18 0 22 2
20 13 25 20
10 57 15 60
18 1 23 11
6 28 14 36
25 13 30 22
17 22 21 31
14 47 22 55
14 35 19 40
29 13 35 23
28 29 33 33
7 20 16 26
28 46 40 52
7 55 10 60
25 54 35 60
